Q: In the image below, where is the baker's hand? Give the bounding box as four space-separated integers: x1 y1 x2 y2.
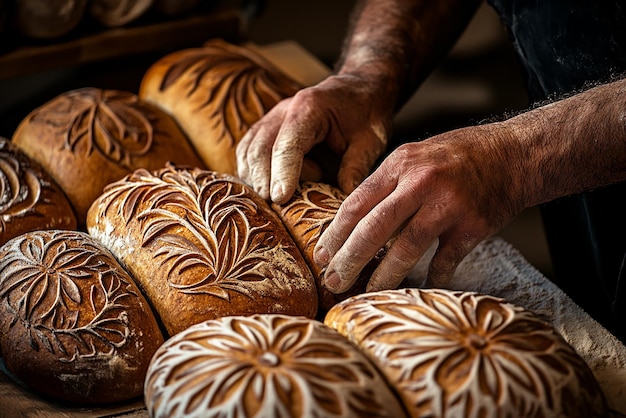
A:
236 74 391 204
314 124 525 292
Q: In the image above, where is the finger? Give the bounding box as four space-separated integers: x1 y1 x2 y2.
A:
314 168 395 269
423 232 482 289
337 137 385 194
320 183 422 294
366 215 439 292
243 122 281 200
236 102 288 198
270 106 328 204
236 128 254 183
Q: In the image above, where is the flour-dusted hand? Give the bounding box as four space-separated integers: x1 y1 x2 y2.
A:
314 124 525 292
314 78 626 293
236 74 391 204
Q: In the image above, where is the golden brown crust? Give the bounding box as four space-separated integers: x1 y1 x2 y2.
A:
324 288 609 418
138 39 302 175
0 230 164 404
0 137 76 245
145 314 408 418
87 164 318 336
11 88 204 225
273 182 388 313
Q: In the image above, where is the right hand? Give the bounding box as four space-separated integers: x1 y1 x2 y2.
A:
236 73 393 204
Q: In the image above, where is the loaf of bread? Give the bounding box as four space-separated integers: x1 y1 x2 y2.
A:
86 164 318 335
324 288 609 418
11 88 204 225
14 0 88 39
0 230 165 404
139 39 302 175
153 0 199 16
144 314 408 418
89 0 153 27
0 137 76 245
273 181 390 313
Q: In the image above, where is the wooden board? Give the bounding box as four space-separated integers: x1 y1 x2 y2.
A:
248 40 331 87
0 361 148 417
0 7 242 81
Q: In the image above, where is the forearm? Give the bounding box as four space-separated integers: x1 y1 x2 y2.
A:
335 0 481 111
503 78 626 207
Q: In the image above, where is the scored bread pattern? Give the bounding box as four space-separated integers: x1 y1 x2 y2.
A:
145 314 407 418
276 182 345 254
0 141 45 232
157 39 300 146
95 165 298 300
0 230 137 362
28 88 159 167
324 288 607 418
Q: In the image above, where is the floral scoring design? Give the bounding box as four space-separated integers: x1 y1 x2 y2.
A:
324 288 608 418
145 314 405 418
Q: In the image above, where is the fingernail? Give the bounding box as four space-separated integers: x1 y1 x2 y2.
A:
271 181 284 202
323 271 341 290
255 184 269 201
314 245 329 265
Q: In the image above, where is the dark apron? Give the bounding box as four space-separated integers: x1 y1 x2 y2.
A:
487 0 626 341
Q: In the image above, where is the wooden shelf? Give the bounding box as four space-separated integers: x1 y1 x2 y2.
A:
0 7 243 81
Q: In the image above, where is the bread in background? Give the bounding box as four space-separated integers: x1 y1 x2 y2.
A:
12 88 204 225
0 137 76 245
139 39 302 175
89 0 153 27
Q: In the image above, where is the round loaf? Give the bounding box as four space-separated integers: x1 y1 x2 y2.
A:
86 164 318 335
11 88 204 225
0 137 77 246
138 39 302 175
90 0 153 27
14 0 87 39
0 230 165 404
324 288 609 418
144 314 408 418
272 182 388 313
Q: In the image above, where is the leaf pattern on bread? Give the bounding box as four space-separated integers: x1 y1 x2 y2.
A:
157 39 301 146
98 165 293 300
0 230 136 362
277 182 345 254
0 141 44 233
28 88 157 167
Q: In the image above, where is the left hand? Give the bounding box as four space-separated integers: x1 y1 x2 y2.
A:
313 124 526 292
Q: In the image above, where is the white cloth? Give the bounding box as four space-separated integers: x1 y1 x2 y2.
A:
408 236 626 416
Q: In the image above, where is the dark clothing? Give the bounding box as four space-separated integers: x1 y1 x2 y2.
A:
487 0 626 341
